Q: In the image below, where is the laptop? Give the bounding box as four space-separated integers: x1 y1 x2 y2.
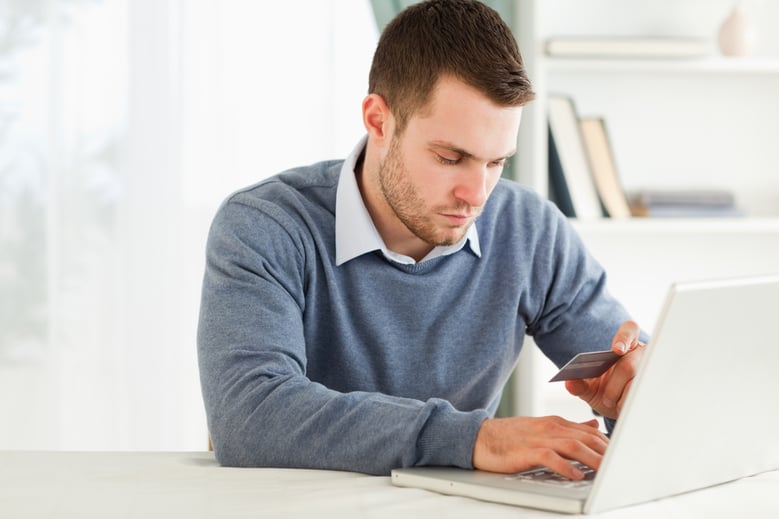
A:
392 274 779 514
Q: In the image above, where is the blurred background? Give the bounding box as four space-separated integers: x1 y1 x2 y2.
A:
2 0 778 451
0 0 377 450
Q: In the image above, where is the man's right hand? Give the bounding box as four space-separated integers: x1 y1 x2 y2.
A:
471 416 608 480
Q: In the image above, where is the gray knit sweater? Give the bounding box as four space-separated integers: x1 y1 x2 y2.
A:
197 160 632 475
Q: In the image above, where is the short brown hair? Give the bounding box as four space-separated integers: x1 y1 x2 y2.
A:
368 0 535 132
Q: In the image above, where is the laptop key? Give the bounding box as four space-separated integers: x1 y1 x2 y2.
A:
504 463 596 488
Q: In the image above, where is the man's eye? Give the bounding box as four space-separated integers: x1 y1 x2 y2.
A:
436 154 460 166
490 159 507 168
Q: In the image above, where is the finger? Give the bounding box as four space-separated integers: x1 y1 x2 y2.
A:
546 416 609 455
564 378 590 397
472 416 609 475
527 431 606 480
530 449 592 480
611 320 642 354
574 421 609 455
527 449 586 479
615 380 633 415
535 427 607 477
601 347 643 409
580 418 600 429
565 378 601 410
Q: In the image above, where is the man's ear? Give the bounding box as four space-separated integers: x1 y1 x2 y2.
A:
362 93 393 144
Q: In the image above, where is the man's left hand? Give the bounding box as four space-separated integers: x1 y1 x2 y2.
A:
564 320 645 420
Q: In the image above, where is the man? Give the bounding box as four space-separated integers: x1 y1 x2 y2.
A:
197 0 646 479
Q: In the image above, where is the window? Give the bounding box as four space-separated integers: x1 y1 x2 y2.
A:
0 0 378 450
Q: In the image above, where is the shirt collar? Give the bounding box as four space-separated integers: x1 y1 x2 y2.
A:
335 136 481 266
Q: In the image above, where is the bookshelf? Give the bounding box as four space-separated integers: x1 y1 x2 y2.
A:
510 0 779 420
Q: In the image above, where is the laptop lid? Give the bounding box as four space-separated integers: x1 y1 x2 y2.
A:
391 274 779 514
585 274 779 512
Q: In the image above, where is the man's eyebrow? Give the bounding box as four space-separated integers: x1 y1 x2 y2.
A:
430 141 473 158
429 140 516 161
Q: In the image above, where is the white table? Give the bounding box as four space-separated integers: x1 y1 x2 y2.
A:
2 451 778 518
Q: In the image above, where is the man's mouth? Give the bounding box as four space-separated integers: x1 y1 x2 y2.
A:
441 213 474 226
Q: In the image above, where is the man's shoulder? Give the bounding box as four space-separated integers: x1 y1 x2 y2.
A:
229 159 343 207
478 178 572 250
487 178 558 218
210 159 343 244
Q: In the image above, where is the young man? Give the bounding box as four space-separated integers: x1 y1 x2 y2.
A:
197 0 645 479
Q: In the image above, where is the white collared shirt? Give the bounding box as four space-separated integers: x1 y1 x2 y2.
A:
335 137 481 266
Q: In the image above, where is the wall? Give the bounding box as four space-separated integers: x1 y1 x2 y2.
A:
0 0 378 450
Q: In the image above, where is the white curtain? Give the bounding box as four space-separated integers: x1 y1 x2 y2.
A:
0 0 378 450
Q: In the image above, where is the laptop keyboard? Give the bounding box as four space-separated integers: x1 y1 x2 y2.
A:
504 462 596 489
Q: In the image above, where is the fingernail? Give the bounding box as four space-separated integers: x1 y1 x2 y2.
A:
603 398 615 408
616 341 627 354
571 467 584 480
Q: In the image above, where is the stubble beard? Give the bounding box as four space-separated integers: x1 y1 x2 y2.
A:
378 136 472 247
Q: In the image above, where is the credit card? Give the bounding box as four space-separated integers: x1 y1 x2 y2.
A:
549 350 621 382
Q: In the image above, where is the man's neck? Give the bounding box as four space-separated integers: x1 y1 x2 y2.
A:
355 146 434 262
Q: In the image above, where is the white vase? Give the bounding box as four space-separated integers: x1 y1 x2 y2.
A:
718 2 755 56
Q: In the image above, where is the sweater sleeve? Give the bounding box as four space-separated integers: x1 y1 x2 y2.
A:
526 206 649 370
197 197 488 476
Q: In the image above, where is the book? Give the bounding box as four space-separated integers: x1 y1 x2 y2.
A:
628 189 743 218
548 124 576 217
629 189 736 208
547 95 604 220
578 117 631 219
545 36 710 59
628 205 745 218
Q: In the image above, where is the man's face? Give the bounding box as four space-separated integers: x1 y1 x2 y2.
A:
377 77 523 248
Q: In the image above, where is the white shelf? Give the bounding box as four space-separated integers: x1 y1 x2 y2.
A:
512 0 779 419
545 56 779 74
571 217 779 234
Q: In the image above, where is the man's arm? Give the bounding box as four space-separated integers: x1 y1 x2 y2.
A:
472 321 645 479
469 207 646 478
197 199 488 475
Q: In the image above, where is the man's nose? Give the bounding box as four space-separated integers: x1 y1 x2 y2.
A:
452 164 489 208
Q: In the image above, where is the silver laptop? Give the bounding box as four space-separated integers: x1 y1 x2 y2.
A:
392 274 779 514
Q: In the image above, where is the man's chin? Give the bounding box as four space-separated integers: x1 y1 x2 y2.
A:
427 228 470 247
404 217 473 248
